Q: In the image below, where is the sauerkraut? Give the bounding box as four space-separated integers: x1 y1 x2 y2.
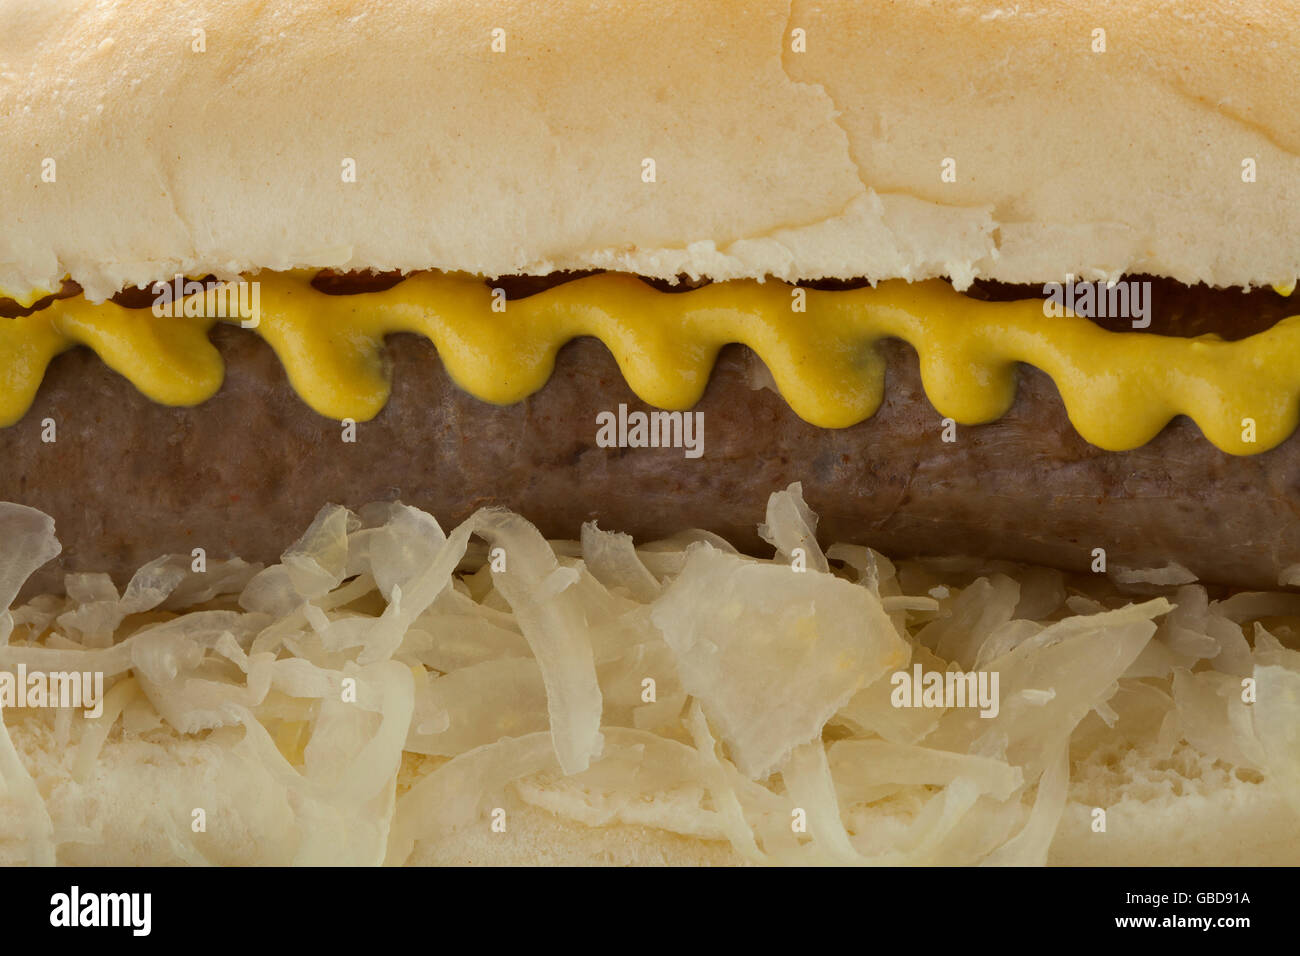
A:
0 486 1297 865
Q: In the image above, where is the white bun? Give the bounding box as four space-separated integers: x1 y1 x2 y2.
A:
411 749 1300 866
2 0 1299 301
5 718 1296 865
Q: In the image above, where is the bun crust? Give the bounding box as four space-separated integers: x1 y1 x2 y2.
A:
2 0 1298 300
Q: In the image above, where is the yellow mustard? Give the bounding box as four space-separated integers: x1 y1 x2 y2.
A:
0 270 1296 456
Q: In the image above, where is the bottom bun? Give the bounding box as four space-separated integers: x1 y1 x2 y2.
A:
0 485 1296 866
409 742 1300 867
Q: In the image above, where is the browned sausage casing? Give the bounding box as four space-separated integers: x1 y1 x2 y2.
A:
3 325 1297 596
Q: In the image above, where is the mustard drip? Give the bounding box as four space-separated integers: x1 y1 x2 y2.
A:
0 271 1296 456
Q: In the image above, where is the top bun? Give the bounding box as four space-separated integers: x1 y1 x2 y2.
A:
2 0 1298 301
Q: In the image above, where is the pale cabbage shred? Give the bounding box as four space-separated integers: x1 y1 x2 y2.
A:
0 485 1295 865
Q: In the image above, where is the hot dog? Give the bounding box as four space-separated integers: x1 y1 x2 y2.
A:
1 0 1299 870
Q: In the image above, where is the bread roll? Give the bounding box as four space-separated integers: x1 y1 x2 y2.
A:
2 0 1297 302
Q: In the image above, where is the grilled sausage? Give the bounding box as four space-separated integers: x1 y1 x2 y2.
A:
3 321 1297 597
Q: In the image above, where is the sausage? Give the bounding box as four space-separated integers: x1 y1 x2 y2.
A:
3 322 1298 598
